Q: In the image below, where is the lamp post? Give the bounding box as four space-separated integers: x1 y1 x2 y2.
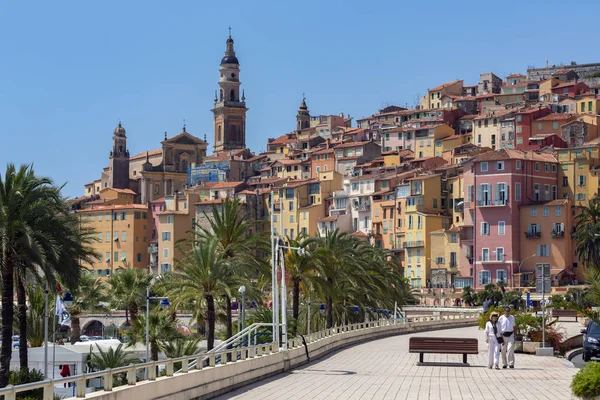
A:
516 253 537 289
145 287 170 364
238 285 246 334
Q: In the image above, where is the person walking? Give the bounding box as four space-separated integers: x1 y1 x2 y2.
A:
499 306 516 369
484 311 503 369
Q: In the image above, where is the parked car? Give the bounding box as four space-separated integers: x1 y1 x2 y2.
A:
581 321 600 361
79 335 90 342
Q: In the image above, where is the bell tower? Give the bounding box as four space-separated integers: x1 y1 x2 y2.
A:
212 30 248 152
108 122 130 189
296 96 311 131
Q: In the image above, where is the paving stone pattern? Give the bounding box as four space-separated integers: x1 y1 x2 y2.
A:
216 326 577 400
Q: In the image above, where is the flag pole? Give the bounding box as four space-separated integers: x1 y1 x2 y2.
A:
52 296 57 379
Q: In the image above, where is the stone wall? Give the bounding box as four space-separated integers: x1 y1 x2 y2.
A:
527 63 600 87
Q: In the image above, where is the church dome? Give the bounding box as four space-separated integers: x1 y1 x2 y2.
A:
221 55 239 64
113 122 126 136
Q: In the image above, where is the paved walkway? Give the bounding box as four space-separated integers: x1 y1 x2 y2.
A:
216 325 577 400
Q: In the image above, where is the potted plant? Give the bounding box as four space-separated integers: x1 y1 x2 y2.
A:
571 361 600 399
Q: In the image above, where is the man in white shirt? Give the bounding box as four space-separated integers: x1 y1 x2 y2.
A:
498 306 516 368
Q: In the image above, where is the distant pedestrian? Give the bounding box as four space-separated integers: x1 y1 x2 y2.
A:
483 299 491 313
484 311 503 369
499 306 516 369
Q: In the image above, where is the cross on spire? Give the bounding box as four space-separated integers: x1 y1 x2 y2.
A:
302 92 306 100
228 26 232 37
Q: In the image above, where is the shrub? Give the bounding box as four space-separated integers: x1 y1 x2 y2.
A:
572 361 600 399
477 306 505 329
8 368 45 399
527 326 564 349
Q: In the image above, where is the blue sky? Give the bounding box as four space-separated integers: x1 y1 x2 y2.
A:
2 0 599 197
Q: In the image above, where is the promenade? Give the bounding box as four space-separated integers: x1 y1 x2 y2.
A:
217 325 577 400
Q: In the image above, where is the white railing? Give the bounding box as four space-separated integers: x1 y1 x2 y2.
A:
0 314 479 399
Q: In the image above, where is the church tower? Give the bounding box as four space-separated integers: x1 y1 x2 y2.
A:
296 96 311 131
108 122 130 189
212 32 247 152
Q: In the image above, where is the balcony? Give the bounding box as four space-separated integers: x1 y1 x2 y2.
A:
353 203 370 211
552 230 565 238
525 231 541 239
467 257 473 265
403 241 424 248
477 199 508 207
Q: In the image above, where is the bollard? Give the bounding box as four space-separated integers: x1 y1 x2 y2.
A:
166 360 174 376
76 374 87 397
127 365 137 385
148 364 157 381
3 385 16 400
43 380 54 400
196 356 204 370
104 370 113 391
209 354 216 367
181 358 189 373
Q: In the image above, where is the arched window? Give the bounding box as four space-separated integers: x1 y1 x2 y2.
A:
220 89 223 101
181 159 188 172
217 126 222 142
230 89 235 101
231 125 238 141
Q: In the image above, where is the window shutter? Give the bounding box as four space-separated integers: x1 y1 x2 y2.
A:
478 271 483 284
561 223 564 231
536 245 540 256
494 184 499 202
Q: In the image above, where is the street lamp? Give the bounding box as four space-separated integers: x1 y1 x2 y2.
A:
145 286 170 364
238 285 246 334
515 253 537 288
63 292 74 308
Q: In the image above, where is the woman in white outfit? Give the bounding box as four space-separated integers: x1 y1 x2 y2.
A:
484 311 503 369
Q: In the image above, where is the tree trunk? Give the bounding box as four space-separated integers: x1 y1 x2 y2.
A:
70 316 81 344
225 296 232 340
206 295 215 351
197 316 204 336
151 341 158 361
130 302 138 325
124 307 129 327
326 296 333 329
16 276 28 370
0 260 14 387
292 278 300 321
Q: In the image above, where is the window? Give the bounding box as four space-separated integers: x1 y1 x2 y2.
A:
105 232 110 242
167 215 172 224
160 263 171 274
497 270 507 283
481 162 488 172
433 198 437 208
478 135 482 145
136 253 142 262
589 101 594 112
98 214 102 222
515 182 521 201
162 232 171 241
121 251 126 261
164 248 169 259
134 212 141 219
290 214 294 223
286 188 294 199
493 118 498 126
579 175 586 186
479 270 491 285
121 231 127 242
534 184 540 201
535 162 540 171
543 206 549 216
577 193 587 201
481 222 490 235
553 122 559 130
537 122 542 131
496 161 504 170
555 206 562 216
516 115 522 122
450 233 457 243
552 186 557 200
563 176 569 187
536 244 550 257
531 207 537 217
498 221 505 235
289 201 294 211
484 119 489 127
544 184 550 200
496 248 504 261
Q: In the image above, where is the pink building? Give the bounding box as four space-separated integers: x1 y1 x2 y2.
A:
461 149 558 289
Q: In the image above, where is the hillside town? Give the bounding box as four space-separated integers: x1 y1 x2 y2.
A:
70 33 600 306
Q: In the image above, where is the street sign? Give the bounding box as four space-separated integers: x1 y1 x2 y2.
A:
535 279 552 294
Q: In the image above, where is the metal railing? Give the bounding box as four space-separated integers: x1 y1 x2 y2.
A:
0 314 478 399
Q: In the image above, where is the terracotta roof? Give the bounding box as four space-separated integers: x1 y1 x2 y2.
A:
269 134 297 145
506 73 525 78
535 113 576 122
79 204 148 212
130 149 162 160
101 188 136 195
474 149 557 163
206 181 245 189
284 179 317 188
473 109 515 120
552 82 581 89
430 80 463 92
338 156 362 161
274 159 302 165
248 177 288 186
196 199 225 205
204 149 247 161
521 199 568 207
552 69 574 75
372 189 393 196
349 231 368 238
529 133 560 141
149 197 166 203
517 107 549 115
406 173 441 182
442 134 471 141
319 215 339 222
313 148 335 155
333 141 370 149
459 114 478 120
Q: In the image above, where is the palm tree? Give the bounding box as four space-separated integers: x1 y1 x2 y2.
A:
89 343 139 386
195 198 267 340
110 267 152 326
67 273 108 344
128 310 180 361
167 238 233 350
574 195 600 269
0 164 94 385
309 229 358 328
163 338 201 370
283 233 316 324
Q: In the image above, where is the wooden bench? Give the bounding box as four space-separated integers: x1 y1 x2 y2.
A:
409 337 478 365
552 309 578 321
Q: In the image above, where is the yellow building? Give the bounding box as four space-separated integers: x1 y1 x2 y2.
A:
425 80 464 109
414 125 455 159
576 93 600 115
539 78 559 98
79 203 151 276
396 174 448 288
557 144 600 206
472 109 515 150
429 227 461 288
434 134 471 157
155 191 199 274
277 171 344 239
